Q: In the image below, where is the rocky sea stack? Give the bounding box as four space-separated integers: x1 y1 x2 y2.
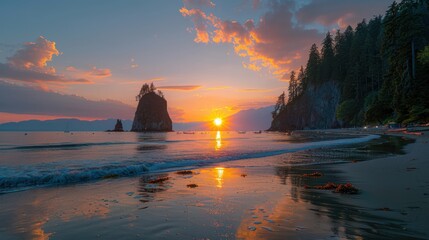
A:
113 119 124 132
131 83 172 132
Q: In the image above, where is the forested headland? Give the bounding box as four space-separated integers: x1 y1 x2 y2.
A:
270 0 429 131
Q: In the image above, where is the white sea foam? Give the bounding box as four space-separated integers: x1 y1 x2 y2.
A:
0 134 379 193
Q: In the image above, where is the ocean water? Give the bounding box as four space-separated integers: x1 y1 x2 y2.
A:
0 131 378 193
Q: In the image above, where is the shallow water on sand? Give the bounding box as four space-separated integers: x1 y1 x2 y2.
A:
0 132 423 239
0 131 377 193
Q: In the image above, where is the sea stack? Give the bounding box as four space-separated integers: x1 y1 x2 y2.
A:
113 119 124 132
131 83 172 132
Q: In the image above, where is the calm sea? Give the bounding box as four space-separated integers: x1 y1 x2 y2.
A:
0 131 377 193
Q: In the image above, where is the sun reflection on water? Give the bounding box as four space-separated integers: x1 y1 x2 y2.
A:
215 131 222 150
215 167 224 188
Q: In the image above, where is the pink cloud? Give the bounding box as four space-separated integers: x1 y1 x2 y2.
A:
158 85 202 91
0 81 134 119
0 36 96 87
296 0 393 29
65 66 112 79
168 107 186 122
0 63 90 85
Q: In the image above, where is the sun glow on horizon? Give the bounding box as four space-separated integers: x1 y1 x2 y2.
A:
214 117 223 127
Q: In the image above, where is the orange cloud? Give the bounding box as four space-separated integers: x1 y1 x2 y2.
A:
179 7 212 43
65 66 112 80
7 36 60 74
120 77 165 85
158 85 202 91
180 3 321 79
239 88 274 93
205 86 231 90
242 62 261 71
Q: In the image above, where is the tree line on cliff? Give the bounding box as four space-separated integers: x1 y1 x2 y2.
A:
274 0 429 127
136 82 164 101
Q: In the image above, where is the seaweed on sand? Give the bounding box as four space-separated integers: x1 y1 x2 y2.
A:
176 170 194 175
148 177 170 184
302 172 323 177
305 182 359 194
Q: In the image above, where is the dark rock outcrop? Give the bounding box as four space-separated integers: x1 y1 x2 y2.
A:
269 81 340 131
131 92 172 132
113 119 124 132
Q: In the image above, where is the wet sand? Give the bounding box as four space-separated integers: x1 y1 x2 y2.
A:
0 132 428 239
332 132 429 238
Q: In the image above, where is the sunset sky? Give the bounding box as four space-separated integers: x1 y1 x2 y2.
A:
0 0 394 123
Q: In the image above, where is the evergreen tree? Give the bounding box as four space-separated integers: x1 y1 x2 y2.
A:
297 66 305 96
272 92 286 119
274 0 429 127
136 82 163 100
305 44 321 87
288 71 297 102
320 32 335 82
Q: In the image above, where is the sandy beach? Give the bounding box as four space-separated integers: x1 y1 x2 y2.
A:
333 132 429 237
0 130 427 239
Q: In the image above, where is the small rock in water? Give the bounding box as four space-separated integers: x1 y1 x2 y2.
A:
254 221 262 224
264 219 275 223
334 183 359 194
375 207 391 211
251 215 258 218
126 192 134 196
302 172 323 177
261 226 273 232
248 226 256 231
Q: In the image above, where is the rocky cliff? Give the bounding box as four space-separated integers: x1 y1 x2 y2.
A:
131 92 172 132
269 81 341 131
113 119 124 132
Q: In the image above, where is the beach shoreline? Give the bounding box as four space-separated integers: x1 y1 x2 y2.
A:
0 129 427 239
332 130 429 237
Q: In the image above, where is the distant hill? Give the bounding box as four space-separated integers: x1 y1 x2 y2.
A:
225 105 273 131
174 105 273 131
0 119 133 132
0 106 273 131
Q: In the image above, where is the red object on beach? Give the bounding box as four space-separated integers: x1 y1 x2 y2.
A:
386 128 407 132
404 131 424 136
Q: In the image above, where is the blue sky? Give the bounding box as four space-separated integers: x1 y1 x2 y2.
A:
0 0 394 122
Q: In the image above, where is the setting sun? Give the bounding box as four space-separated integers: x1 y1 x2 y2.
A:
214 118 223 127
